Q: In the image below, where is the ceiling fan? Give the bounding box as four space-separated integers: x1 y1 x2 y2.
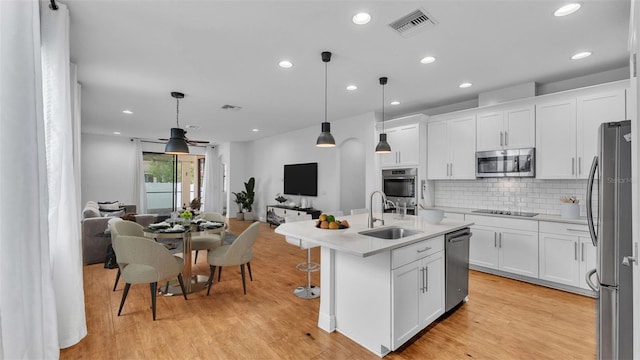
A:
160 92 210 153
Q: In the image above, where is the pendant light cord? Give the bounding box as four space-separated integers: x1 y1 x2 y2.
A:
381 83 385 133
176 98 180 128
324 61 328 123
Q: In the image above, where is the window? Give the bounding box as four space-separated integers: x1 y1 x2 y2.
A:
143 152 204 214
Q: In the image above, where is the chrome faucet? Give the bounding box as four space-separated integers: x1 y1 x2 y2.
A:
368 190 388 228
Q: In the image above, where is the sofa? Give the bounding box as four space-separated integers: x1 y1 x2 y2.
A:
81 201 157 265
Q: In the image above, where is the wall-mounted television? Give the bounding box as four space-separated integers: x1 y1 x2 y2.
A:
284 162 318 197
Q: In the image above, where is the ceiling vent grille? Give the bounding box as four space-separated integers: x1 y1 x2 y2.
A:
221 104 242 111
389 8 437 38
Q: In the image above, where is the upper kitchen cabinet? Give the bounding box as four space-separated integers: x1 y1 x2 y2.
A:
576 88 626 178
380 124 420 168
427 114 476 180
476 105 535 151
535 98 577 179
536 81 627 179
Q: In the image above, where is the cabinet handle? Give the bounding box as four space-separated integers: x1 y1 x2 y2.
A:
499 233 502 248
417 246 432 253
566 228 589 233
494 232 497 247
425 266 429 293
581 243 585 262
578 157 582 175
572 158 575 175
504 131 508 146
398 152 401 164
574 241 578 261
500 131 503 147
450 163 453 177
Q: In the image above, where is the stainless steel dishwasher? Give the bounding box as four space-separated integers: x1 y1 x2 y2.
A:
445 228 471 312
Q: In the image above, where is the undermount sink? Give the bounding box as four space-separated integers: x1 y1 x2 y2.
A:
358 226 423 240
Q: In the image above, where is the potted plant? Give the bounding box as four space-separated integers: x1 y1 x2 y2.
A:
242 177 256 221
232 191 246 220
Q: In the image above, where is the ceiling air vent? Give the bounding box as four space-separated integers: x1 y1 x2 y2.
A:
389 8 437 38
221 104 242 111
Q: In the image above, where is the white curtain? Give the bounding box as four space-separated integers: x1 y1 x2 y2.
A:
0 1 59 358
203 146 221 212
41 1 87 348
133 139 148 213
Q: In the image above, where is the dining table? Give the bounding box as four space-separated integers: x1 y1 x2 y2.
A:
144 222 224 294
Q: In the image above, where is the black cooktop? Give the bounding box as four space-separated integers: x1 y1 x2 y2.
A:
471 209 539 217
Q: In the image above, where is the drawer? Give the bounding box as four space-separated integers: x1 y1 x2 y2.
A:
466 214 538 232
539 221 589 237
392 235 444 269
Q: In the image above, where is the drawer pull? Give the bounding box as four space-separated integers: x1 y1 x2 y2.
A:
566 228 589 233
416 247 432 253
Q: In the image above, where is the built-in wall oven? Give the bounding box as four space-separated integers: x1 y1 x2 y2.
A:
382 168 417 215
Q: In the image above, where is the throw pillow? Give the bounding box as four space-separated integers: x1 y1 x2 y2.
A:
100 209 125 218
83 207 100 218
99 201 120 211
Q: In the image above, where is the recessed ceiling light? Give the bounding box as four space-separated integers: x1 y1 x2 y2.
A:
571 51 592 60
390 101 400 105
420 56 436 64
113 131 121 135
122 110 133 114
346 85 358 91
252 128 259 132
278 60 293 68
459 82 472 88
352 12 371 25
554 3 581 17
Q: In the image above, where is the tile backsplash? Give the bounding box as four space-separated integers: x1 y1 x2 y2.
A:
434 178 594 216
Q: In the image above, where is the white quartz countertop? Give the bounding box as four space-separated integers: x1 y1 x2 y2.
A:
434 206 589 226
275 213 473 257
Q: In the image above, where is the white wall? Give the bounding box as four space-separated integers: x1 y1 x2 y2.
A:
245 112 377 220
81 134 136 205
81 133 206 209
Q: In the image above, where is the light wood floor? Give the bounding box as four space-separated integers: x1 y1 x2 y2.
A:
61 219 596 359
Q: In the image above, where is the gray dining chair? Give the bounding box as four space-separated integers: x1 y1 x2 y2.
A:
112 235 187 320
192 212 226 263
206 221 260 295
110 220 144 291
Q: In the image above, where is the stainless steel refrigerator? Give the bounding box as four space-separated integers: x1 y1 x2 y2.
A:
586 120 634 360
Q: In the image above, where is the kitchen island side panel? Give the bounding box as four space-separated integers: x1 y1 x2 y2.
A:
334 250 392 357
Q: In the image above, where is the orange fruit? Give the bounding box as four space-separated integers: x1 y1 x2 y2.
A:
319 214 327 221
320 221 329 229
329 221 339 229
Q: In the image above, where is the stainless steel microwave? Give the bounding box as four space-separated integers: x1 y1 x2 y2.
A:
475 148 535 178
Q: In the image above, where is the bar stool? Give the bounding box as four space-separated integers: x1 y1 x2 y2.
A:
284 214 320 299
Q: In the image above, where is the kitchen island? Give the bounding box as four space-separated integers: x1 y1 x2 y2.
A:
275 213 473 357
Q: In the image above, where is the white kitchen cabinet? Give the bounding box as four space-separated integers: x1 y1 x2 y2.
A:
467 215 538 277
576 89 626 178
535 98 577 179
536 83 627 179
476 105 535 151
380 124 419 167
427 114 476 179
392 248 444 349
538 222 596 291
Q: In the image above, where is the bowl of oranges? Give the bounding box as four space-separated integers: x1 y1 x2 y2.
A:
316 213 349 230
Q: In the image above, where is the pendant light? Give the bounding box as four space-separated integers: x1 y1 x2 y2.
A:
316 51 336 147
165 91 190 154
375 77 391 153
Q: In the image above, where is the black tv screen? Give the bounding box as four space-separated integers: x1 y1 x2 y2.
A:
284 163 318 196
